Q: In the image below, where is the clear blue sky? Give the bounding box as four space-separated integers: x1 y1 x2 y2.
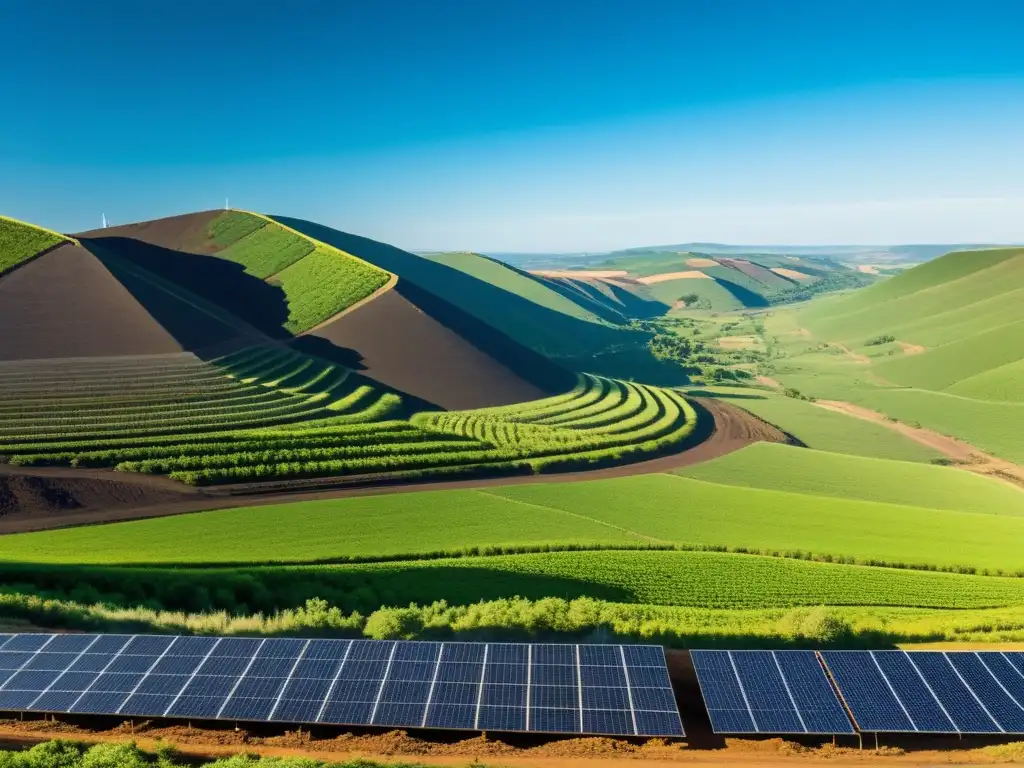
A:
2 0 1023 250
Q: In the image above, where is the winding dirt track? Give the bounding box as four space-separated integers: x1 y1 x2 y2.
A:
0 397 788 534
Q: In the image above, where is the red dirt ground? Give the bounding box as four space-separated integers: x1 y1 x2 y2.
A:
0 397 788 533
0 245 194 360
311 287 548 410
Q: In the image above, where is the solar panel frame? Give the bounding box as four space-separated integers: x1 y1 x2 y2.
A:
691 650 854 735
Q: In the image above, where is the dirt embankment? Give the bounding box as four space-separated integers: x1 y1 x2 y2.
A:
0 465 199 519
896 341 926 356
0 397 786 533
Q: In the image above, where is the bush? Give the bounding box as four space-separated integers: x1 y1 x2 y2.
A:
866 334 896 346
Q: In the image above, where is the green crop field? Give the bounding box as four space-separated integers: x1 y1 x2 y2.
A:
300 549 1024 610
6 467 1024 572
0 355 700 487
676 442 1024 516
0 215 69 275
216 220 314 278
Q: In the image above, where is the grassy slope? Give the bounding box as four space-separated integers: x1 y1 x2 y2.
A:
947 357 1024 402
7 473 1024 571
426 252 610 324
0 490 637 565
854 388 1024 464
684 386 939 462
202 212 390 333
675 442 1024 516
646 277 744 309
0 215 70 275
300 549 1024 609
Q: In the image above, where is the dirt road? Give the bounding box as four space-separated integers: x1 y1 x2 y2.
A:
0 397 789 533
814 400 1024 487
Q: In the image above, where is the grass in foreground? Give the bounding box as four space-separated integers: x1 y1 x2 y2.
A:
676 442 1024 516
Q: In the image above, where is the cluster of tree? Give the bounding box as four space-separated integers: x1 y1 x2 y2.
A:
866 334 896 346
770 270 875 305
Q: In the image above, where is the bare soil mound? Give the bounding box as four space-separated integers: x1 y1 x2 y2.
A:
308 283 550 410
76 210 223 253
0 466 197 520
0 244 243 360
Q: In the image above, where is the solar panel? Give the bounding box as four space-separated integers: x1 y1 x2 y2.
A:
691 650 854 734
0 634 683 738
821 651 1024 734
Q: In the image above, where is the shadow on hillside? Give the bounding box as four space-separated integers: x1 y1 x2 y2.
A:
716 277 771 308
270 216 674 381
79 236 291 340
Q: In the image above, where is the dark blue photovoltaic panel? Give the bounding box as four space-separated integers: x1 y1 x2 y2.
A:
871 651 953 732
0 634 682 737
909 653 1000 734
948 653 1024 733
820 651 915 733
694 651 852 735
691 651 756 733
774 652 854 734
731 651 804 733
823 651 1024 735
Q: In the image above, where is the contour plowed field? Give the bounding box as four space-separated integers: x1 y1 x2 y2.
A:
312 287 548 410
0 245 243 360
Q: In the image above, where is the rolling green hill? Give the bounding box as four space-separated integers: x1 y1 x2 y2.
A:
776 247 1024 461
675 442 1024 516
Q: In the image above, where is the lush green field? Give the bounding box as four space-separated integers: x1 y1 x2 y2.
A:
646 277 744 309
0 215 69 275
216 218 313 278
275 244 390 332
947 357 1024 402
676 442 1024 516
309 549 1024 610
7 468 1024 572
0 360 700 487
684 386 940 462
854 388 1024 463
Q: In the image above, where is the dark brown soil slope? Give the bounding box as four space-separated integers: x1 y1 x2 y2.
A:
76 210 224 253
311 285 548 410
0 244 246 360
0 466 197 520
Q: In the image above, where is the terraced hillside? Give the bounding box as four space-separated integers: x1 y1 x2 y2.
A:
768 247 1024 462
0 346 698 489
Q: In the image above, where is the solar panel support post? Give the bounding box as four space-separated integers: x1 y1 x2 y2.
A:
874 732 878 751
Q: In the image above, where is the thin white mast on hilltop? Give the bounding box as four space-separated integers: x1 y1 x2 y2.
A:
225 198 230 210
102 213 107 229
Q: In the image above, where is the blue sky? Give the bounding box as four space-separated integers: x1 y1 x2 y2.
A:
2 0 1023 250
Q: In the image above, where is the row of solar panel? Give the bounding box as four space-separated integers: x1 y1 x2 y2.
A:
691 650 1024 735
823 651 1024 734
0 634 684 737
691 650 855 734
